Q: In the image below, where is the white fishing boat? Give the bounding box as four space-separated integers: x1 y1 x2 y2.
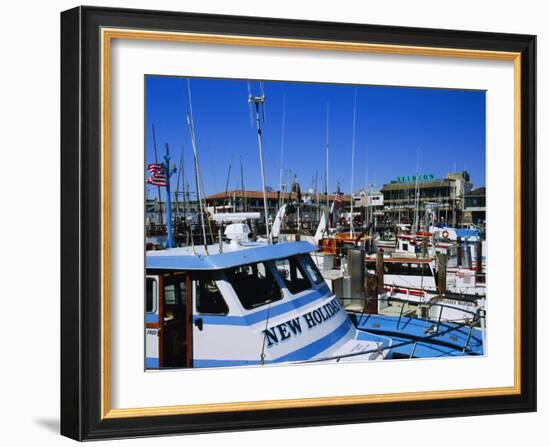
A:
145 218 392 369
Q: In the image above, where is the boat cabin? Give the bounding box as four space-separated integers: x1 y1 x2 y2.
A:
145 239 390 369
365 256 437 302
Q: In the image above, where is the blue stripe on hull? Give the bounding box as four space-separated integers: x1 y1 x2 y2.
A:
194 318 353 367
145 357 159 369
195 289 330 326
276 319 352 362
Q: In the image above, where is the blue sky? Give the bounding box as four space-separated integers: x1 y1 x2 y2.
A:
145 75 485 198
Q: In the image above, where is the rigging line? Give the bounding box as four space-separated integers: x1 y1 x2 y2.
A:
259 300 274 366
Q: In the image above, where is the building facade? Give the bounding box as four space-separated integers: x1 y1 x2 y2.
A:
464 187 486 225
380 171 473 226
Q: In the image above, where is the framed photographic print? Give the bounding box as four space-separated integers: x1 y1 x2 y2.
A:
60 6 536 441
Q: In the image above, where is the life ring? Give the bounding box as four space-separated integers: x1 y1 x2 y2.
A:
442 230 449 239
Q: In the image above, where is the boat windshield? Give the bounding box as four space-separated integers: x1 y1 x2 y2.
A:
299 254 324 285
225 262 283 310
274 256 311 295
195 273 229 315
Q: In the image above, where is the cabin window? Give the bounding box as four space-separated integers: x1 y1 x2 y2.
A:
299 254 324 285
196 276 229 315
225 262 282 310
163 273 187 306
146 277 157 313
275 256 311 295
383 262 433 277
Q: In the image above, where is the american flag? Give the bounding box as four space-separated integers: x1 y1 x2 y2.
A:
146 163 167 187
333 192 343 209
329 192 342 227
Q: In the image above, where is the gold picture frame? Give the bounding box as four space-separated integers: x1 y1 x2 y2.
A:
61 6 536 440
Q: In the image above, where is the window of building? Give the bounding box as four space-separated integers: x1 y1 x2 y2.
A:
225 262 282 310
146 277 157 313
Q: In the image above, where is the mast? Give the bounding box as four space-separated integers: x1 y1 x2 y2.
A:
325 103 330 217
240 155 246 212
163 143 176 249
184 181 189 244
248 82 270 242
350 89 357 237
223 153 233 212
279 94 286 209
151 123 163 226
186 79 209 252
175 144 184 226
414 148 421 233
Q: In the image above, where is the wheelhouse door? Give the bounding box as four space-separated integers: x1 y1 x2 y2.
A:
160 272 192 368
191 272 230 368
145 275 160 369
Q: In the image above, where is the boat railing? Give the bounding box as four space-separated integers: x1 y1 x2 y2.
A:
301 294 485 364
383 283 438 299
375 294 482 325
305 306 483 364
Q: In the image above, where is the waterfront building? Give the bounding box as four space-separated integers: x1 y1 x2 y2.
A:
380 171 474 226
464 187 486 225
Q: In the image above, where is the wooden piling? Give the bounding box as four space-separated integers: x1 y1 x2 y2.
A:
436 252 447 296
476 240 483 275
376 249 384 294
